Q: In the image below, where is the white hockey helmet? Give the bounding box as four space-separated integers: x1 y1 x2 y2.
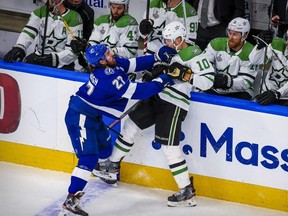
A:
162 21 186 49
109 0 130 12
228 17 250 40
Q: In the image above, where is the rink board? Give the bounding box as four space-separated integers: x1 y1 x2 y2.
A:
0 60 287 212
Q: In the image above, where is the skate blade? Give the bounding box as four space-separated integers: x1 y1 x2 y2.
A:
58 208 72 216
167 196 197 207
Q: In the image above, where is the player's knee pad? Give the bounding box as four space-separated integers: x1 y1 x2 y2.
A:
161 145 184 164
120 117 141 144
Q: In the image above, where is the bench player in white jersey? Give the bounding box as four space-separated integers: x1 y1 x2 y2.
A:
94 21 215 207
71 0 139 59
59 44 174 216
3 0 83 70
252 30 288 106
202 17 258 100
139 0 198 55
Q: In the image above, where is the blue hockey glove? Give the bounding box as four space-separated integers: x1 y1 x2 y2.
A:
153 74 174 87
155 46 177 62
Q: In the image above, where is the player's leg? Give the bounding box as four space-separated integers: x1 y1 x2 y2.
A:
155 101 196 207
59 109 101 216
93 99 156 184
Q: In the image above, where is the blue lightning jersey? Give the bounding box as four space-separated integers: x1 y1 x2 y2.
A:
74 55 170 118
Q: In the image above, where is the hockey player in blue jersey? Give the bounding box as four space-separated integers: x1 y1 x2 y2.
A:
59 44 174 216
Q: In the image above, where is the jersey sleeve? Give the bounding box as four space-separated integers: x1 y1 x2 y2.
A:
189 53 214 91
15 8 44 51
115 55 156 73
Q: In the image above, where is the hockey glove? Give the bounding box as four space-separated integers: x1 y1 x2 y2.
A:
166 62 192 82
254 90 281 105
139 19 154 35
127 72 137 82
142 61 169 82
34 53 59 67
155 46 177 63
70 37 89 54
256 30 274 50
4 45 26 62
213 73 233 89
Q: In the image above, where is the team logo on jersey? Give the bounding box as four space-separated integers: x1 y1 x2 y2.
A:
90 74 98 85
100 27 105 35
105 68 115 75
153 11 160 19
270 66 288 88
216 54 222 62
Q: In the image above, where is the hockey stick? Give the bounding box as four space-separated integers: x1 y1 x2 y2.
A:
181 0 187 31
51 0 92 72
143 0 150 55
108 100 141 129
41 0 49 56
256 0 274 94
51 0 76 40
252 35 288 71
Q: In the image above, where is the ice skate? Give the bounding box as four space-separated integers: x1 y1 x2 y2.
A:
58 191 88 216
167 177 196 207
92 160 120 185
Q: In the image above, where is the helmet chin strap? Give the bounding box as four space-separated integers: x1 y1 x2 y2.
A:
173 37 184 51
51 0 64 14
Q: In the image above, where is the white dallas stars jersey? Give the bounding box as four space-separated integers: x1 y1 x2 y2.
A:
158 45 214 111
142 0 198 54
89 14 139 59
253 38 288 99
15 6 83 68
204 37 258 97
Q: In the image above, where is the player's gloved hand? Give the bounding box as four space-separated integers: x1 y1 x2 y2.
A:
34 53 59 67
70 37 89 54
139 19 154 35
213 73 233 89
166 62 192 82
256 30 274 50
127 72 137 81
3 45 26 62
153 74 174 87
155 46 177 63
254 89 280 105
142 61 169 82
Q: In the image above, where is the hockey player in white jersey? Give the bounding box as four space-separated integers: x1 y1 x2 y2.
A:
253 30 288 106
3 0 83 70
59 44 174 216
93 21 214 207
203 17 258 100
139 0 198 55
70 0 139 60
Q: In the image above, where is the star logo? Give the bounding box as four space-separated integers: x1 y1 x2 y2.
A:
216 65 230 73
269 66 288 88
150 21 166 43
41 29 66 52
101 35 117 47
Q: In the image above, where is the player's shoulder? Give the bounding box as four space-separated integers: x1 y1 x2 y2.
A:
65 9 83 26
116 14 138 27
94 14 110 25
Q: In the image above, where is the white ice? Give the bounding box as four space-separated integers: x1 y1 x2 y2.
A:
0 162 287 216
